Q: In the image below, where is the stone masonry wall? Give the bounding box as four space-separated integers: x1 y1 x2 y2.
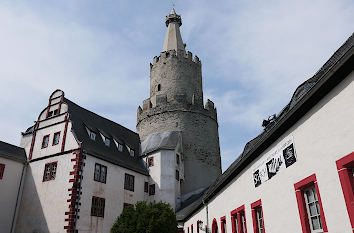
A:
137 50 222 196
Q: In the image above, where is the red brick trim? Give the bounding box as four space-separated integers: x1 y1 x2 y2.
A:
0 163 5 179
61 115 69 152
336 152 354 232
251 199 265 233
28 121 39 160
212 218 218 233
64 150 83 233
294 174 328 233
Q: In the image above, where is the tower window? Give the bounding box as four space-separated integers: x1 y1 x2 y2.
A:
148 157 154 167
157 84 161 91
176 170 180 181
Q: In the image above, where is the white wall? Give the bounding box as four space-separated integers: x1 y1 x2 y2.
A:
183 71 354 232
0 157 25 233
147 149 181 210
76 154 149 233
15 152 76 233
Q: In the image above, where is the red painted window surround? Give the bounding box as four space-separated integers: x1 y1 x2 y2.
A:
220 216 226 233
294 174 328 233
231 205 247 233
191 224 194 233
212 218 218 233
251 200 265 233
0 163 5 179
336 152 354 232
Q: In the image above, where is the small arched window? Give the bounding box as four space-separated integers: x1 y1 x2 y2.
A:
212 218 218 233
157 84 161 91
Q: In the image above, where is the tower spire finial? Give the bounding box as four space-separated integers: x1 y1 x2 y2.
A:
162 9 185 52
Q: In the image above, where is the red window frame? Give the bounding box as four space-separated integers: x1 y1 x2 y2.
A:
52 131 61 146
220 216 226 233
212 218 218 233
231 205 247 233
197 220 200 233
251 200 265 233
42 134 50 148
336 152 354 231
191 224 194 233
294 174 328 233
42 162 57 182
91 196 105 217
0 163 5 179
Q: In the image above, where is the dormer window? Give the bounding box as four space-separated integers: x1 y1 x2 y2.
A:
129 149 135 157
53 109 59 115
86 127 97 141
118 143 123 152
90 132 96 141
104 138 110 147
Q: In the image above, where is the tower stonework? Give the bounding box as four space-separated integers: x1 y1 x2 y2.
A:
137 9 222 196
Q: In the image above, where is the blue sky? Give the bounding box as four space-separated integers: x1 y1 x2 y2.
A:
0 0 353 171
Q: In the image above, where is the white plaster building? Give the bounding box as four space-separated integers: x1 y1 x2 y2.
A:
177 33 354 233
0 141 27 233
0 8 353 233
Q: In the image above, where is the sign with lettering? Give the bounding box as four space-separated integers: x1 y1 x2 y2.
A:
253 136 296 187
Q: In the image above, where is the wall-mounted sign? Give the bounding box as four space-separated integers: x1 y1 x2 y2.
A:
253 136 297 187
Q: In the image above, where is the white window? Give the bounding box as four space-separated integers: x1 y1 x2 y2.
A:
304 186 323 232
85 127 96 141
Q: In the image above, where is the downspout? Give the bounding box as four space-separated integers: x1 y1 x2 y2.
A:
203 199 209 233
10 161 27 233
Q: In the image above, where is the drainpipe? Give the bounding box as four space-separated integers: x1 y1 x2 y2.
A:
10 161 27 233
203 199 209 233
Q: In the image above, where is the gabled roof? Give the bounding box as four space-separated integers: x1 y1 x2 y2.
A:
64 98 148 175
0 141 27 164
177 33 354 221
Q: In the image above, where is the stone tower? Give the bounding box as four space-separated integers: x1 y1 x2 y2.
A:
137 9 222 197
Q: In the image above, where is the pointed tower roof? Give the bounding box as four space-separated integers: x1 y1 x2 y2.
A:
162 8 185 52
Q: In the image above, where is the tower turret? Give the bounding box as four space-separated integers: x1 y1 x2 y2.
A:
137 9 222 199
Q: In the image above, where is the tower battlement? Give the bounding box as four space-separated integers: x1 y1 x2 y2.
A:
151 50 201 68
137 97 217 125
